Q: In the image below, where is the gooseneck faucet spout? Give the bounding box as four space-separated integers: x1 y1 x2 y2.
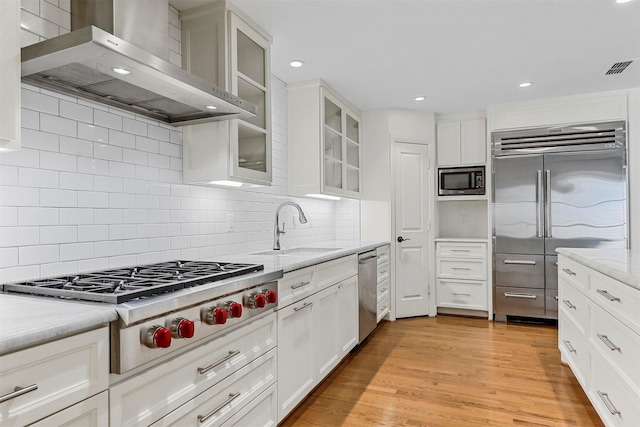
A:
273 201 308 250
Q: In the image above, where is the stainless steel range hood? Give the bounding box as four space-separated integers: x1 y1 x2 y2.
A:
20 0 256 126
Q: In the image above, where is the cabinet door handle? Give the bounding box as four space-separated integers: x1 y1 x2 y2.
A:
197 350 241 375
452 292 472 296
562 340 576 353
503 292 537 299
198 392 241 423
597 334 621 352
291 281 310 290
294 302 313 312
379 288 388 294
451 249 471 252
451 267 472 271
0 384 38 404
554 295 558 301
597 391 621 416
504 260 536 265
562 299 576 309
562 268 576 276
545 170 552 238
596 289 620 302
379 269 388 274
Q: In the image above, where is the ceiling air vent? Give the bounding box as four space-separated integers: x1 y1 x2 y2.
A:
605 61 633 75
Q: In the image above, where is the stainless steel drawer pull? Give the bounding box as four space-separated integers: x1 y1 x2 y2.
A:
504 292 537 299
294 302 313 312
0 384 38 403
379 288 388 294
198 392 241 423
197 350 241 375
451 267 472 271
291 281 311 289
452 292 472 296
596 289 621 302
597 391 621 416
380 305 389 312
553 261 558 266
562 340 576 353
504 260 536 265
562 268 576 276
554 295 558 301
562 299 576 309
451 249 471 252
597 334 621 352
379 269 388 274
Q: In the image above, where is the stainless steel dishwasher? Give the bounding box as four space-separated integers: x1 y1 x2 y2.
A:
358 250 378 343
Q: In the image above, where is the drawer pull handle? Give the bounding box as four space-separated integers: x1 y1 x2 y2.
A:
198 392 241 423
504 292 537 299
451 249 471 252
0 384 38 404
294 302 313 312
553 261 558 266
597 334 621 352
562 340 577 353
380 288 388 294
197 350 241 375
596 289 620 302
597 391 621 416
562 268 576 276
379 269 388 274
504 260 536 265
380 305 389 311
451 267 472 271
291 281 311 289
554 295 558 301
452 292 472 296
562 299 576 309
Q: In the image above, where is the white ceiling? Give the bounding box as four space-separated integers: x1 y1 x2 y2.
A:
171 0 640 115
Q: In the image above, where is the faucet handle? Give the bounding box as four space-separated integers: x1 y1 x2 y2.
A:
280 222 286 234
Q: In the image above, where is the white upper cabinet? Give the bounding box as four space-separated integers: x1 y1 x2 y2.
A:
0 0 20 152
436 118 486 166
181 1 272 187
288 80 361 199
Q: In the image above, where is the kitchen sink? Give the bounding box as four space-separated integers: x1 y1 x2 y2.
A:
252 247 341 256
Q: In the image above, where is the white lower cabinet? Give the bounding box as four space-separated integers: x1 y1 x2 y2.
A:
376 245 391 321
28 391 109 427
221 384 277 427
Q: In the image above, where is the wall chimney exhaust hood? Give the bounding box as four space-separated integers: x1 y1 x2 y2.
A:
20 0 257 126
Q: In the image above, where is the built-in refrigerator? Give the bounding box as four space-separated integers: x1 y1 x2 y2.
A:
492 121 627 321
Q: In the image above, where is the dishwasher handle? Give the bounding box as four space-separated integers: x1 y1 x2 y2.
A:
359 255 378 264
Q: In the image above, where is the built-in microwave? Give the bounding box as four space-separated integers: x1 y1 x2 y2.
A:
438 166 485 196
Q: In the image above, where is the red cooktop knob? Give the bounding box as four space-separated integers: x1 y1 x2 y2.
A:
248 293 266 309
145 325 172 348
264 289 277 304
175 318 195 338
205 306 228 325
228 301 243 318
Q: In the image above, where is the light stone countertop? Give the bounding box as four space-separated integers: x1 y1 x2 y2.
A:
556 247 640 290
0 240 389 355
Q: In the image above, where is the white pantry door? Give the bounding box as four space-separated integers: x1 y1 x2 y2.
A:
394 142 431 318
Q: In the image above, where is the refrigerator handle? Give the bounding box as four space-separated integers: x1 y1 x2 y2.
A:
545 170 552 238
536 170 544 238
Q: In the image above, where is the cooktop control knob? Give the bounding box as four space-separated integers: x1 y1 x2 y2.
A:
205 306 228 325
144 325 172 348
170 317 195 338
227 301 243 318
247 292 266 309
264 289 277 304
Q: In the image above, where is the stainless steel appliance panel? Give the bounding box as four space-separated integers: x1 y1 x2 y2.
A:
358 251 378 343
493 154 544 255
545 290 558 319
494 287 545 317
494 254 545 289
545 255 558 290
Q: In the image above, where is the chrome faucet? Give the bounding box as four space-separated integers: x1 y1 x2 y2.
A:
273 201 308 250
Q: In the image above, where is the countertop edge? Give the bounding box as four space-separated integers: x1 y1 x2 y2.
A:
556 248 640 290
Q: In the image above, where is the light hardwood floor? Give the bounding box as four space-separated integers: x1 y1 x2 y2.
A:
281 315 602 427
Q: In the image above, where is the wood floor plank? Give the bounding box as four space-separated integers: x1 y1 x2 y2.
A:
280 315 602 427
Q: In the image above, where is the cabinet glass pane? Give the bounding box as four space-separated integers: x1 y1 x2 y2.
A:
324 158 342 189
324 98 342 133
238 124 267 172
346 166 359 192
346 114 359 143
236 29 265 86
238 77 266 129
324 127 342 161
346 140 359 168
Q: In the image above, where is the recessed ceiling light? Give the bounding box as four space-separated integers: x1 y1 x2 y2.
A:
519 82 533 88
205 105 218 110
414 96 426 101
289 60 304 68
112 67 131 75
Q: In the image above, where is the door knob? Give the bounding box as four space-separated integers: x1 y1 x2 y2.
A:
397 236 410 243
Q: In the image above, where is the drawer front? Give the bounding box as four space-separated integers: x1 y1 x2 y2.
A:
377 277 390 303
278 266 316 308
590 303 640 393
558 277 589 334
0 327 108 427
110 314 276 427
377 294 390 322
545 289 558 319
558 315 589 388
589 351 640 427
437 279 487 310
494 286 545 317
377 260 389 282
28 391 109 427
494 254 544 288
589 269 640 331
316 255 358 291
151 348 277 427
558 256 589 289
436 242 486 259
221 384 277 427
437 258 486 280
376 244 390 263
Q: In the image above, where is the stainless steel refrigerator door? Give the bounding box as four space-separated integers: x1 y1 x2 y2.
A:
544 149 627 254
494 155 544 255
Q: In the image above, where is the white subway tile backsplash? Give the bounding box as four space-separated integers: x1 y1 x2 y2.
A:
40 0 70 29
22 0 40 15
0 166 18 187
19 167 58 188
60 100 93 123
78 225 109 242
159 141 181 158
60 136 93 157
109 224 136 240
0 248 19 268
0 226 39 247
136 165 160 181
60 172 94 191
0 207 18 227
123 178 148 195
109 255 137 268
41 114 76 138
108 161 136 179
94 110 123 131
21 128 59 152
59 208 93 225
78 191 109 208
123 238 149 254
135 136 160 154
78 123 108 142
18 207 59 226
137 251 161 265
123 118 147 136
108 130 136 149
137 224 160 238
60 242 94 261
40 188 77 207
21 108 40 130
136 195 160 209
40 150 77 172
94 209 123 224
21 88 59 115
122 148 148 166
94 175 123 193
159 169 181 183
149 210 171 223
94 143 123 162
148 126 170 143
41 225 77 244
0 148 40 168
19 244 59 265
77 157 109 175
94 240 123 257
41 261 79 278
0 186 40 207
123 209 148 224
78 257 109 273
148 153 171 169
